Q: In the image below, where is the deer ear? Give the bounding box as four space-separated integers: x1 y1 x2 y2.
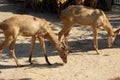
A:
114 29 120 34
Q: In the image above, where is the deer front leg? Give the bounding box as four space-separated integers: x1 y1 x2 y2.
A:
58 24 72 52
58 23 72 41
29 36 36 64
93 28 100 54
9 39 22 67
58 29 66 42
38 36 51 65
63 30 72 52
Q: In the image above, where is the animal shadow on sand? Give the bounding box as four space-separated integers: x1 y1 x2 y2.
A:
1 29 120 69
0 63 64 69
0 40 64 69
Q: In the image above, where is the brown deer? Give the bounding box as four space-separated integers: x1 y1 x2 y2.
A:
58 5 115 54
0 15 69 67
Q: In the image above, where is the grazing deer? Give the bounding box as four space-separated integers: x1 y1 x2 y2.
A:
58 5 115 54
0 15 69 67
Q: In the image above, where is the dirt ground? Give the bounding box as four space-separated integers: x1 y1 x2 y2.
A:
0 0 120 80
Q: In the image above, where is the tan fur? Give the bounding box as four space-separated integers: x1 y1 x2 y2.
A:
58 5 115 54
0 15 69 67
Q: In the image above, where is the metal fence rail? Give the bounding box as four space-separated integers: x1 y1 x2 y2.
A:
113 0 120 5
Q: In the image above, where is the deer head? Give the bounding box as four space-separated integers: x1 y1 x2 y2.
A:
108 34 116 48
57 42 69 63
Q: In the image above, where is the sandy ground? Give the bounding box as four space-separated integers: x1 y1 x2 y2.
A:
0 0 120 80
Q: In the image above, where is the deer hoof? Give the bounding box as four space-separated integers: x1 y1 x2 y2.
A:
17 64 23 67
48 62 52 66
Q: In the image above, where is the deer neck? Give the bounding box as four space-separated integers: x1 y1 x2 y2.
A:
45 33 63 52
105 21 114 36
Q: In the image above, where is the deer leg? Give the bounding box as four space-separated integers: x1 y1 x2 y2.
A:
0 36 12 54
38 36 51 65
93 28 100 54
29 36 36 64
0 37 10 54
58 23 72 42
58 27 67 42
0 36 21 66
59 24 73 52
58 21 73 52
9 39 22 67
63 29 72 52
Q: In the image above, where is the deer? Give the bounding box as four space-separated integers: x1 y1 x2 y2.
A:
58 5 116 54
0 14 69 67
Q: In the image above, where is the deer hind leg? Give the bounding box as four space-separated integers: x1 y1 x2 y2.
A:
0 36 13 54
93 28 100 54
9 38 23 67
38 36 51 65
0 35 20 66
29 36 36 64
